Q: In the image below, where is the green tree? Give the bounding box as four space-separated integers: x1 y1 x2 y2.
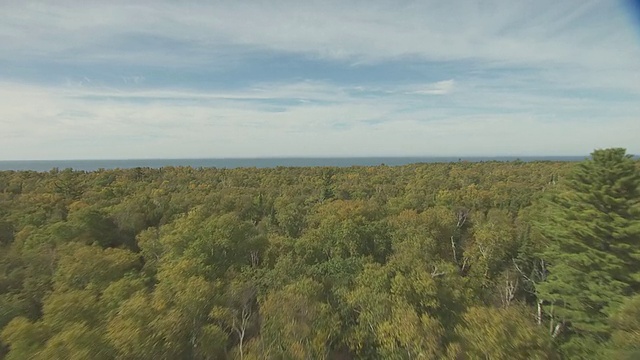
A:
248 278 339 359
608 294 640 359
535 149 640 345
452 305 555 359
1 317 49 360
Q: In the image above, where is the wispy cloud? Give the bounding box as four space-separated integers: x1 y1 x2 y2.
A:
3 1 637 67
1 77 638 159
0 1 639 159
406 80 456 95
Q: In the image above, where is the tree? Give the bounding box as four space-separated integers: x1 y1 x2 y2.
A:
210 280 259 360
452 305 556 359
1 317 49 360
535 149 640 344
608 294 640 359
376 301 444 359
250 278 339 359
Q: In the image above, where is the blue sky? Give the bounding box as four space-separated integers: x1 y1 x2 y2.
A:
1 0 640 160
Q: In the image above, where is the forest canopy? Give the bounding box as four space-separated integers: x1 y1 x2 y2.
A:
0 149 638 359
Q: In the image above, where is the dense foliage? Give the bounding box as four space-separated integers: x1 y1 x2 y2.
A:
0 149 638 359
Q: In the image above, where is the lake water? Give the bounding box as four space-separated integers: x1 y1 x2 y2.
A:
0 156 588 172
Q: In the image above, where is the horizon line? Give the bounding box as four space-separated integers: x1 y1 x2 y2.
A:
0 155 599 162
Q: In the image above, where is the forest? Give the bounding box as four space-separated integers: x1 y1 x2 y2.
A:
0 148 638 359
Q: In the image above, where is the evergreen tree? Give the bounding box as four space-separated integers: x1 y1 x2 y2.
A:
536 148 640 342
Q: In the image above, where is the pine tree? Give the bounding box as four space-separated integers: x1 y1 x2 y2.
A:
536 148 640 340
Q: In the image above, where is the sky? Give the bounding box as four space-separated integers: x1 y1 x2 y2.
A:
1 0 640 160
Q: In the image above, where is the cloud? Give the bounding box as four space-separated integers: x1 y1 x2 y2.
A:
406 80 456 95
0 1 639 159
1 1 638 69
1 78 639 159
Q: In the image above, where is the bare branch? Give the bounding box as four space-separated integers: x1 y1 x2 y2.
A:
450 236 458 263
551 322 564 339
431 265 446 278
512 259 534 284
456 209 469 228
